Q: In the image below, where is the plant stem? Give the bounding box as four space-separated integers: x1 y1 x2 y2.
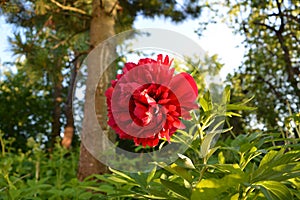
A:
198 157 207 182
0 133 5 157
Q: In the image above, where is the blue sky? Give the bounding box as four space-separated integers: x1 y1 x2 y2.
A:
0 15 245 80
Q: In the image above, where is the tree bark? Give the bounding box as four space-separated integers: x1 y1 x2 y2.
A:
62 53 81 149
77 0 117 181
50 71 63 149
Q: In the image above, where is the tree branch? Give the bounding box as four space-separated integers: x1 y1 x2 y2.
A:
99 0 104 9
108 1 118 16
69 50 89 64
275 0 284 33
257 76 282 100
253 21 277 33
50 0 86 15
251 18 300 102
52 27 89 49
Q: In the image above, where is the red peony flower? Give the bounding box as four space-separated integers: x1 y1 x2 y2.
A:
105 54 198 147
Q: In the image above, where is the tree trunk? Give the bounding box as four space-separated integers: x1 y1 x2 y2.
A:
77 0 117 181
50 72 63 149
62 53 81 149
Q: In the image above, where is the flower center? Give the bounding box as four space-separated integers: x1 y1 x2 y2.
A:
129 84 166 127
153 104 160 115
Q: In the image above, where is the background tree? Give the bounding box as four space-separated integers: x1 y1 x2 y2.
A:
197 0 299 133
0 0 90 151
0 0 206 179
0 67 52 150
228 0 299 131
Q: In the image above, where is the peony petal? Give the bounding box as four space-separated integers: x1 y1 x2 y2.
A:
144 93 156 105
163 55 169 65
105 87 113 99
158 99 170 104
105 54 198 148
170 72 198 98
181 72 198 97
134 102 149 119
118 111 132 121
138 58 156 65
160 128 170 142
168 105 176 111
157 54 163 64
162 91 169 99
123 62 137 73
173 119 186 129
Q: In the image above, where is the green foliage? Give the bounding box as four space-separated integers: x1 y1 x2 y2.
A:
84 88 299 200
0 134 102 200
0 87 299 199
0 70 52 149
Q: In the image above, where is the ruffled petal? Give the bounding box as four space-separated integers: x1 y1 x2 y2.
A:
105 54 198 148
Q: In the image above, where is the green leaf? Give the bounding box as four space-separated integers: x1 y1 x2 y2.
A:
255 181 293 200
109 167 136 182
191 173 244 200
222 85 231 104
155 162 193 183
200 91 212 112
177 153 196 169
226 104 256 111
201 131 220 158
171 164 193 184
141 194 168 199
93 174 138 186
252 149 300 182
200 127 232 158
225 111 242 117
85 185 115 194
200 98 209 112
218 151 225 164
78 192 98 199
146 165 157 184
160 178 191 199
258 150 278 168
